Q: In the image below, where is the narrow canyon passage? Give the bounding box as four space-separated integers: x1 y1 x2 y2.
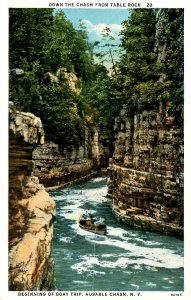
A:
50 177 183 291
8 8 184 292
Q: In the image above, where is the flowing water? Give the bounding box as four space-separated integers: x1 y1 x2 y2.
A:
50 177 184 291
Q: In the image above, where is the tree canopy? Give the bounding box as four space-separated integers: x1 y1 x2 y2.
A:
9 8 184 147
115 9 183 115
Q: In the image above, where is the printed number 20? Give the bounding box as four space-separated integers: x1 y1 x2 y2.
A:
147 3 153 7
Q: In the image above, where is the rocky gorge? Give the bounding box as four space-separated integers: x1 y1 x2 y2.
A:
9 102 56 290
31 68 112 190
108 9 184 238
8 66 112 291
107 9 184 238
107 104 183 238
8 102 111 290
32 126 111 190
8 7 184 292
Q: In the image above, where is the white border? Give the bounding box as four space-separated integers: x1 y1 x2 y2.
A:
1 1 190 300
6 0 188 9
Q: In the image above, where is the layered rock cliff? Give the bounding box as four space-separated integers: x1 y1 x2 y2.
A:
107 9 183 238
33 141 94 189
9 103 56 290
33 126 111 190
108 105 183 238
31 68 112 190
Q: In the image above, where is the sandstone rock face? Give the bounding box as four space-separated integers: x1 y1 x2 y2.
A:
108 105 183 238
9 103 55 290
33 126 111 189
33 141 95 189
56 68 80 94
44 68 81 94
31 69 112 188
9 190 55 290
108 9 183 239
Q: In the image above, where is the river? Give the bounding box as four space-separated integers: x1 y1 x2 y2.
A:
50 177 184 291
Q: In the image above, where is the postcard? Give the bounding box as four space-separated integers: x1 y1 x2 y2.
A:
0 0 190 300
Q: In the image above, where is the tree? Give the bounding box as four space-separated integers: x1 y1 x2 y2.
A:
9 9 97 146
95 27 121 75
155 9 184 112
119 9 156 82
113 8 183 115
116 9 154 111
9 8 53 111
9 8 53 71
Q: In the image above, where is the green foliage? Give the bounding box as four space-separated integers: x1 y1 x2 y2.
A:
36 82 82 145
9 8 53 72
114 9 183 115
9 8 183 149
155 9 184 110
71 61 122 145
46 12 93 80
9 9 96 145
94 26 121 75
9 8 120 146
119 9 157 83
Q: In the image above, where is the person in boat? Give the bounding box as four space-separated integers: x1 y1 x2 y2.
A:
85 209 93 217
95 218 106 231
85 217 93 227
79 214 86 226
79 213 107 234
79 211 92 226
85 209 97 223
79 210 97 227
79 216 94 227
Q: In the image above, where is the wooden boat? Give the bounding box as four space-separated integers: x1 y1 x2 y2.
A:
79 223 107 235
78 213 107 235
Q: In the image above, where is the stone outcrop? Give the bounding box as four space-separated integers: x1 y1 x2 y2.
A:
33 68 112 189
33 126 111 190
107 9 183 239
9 190 55 290
108 105 183 238
43 68 80 94
33 141 95 189
9 102 55 290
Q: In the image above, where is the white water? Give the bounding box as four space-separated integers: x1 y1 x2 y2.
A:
51 177 184 291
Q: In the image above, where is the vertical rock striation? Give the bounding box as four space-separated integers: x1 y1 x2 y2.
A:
30 69 112 189
108 106 183 238
108 9 183 238
33 141 95 189
33 126 111 189
9 102 56 290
